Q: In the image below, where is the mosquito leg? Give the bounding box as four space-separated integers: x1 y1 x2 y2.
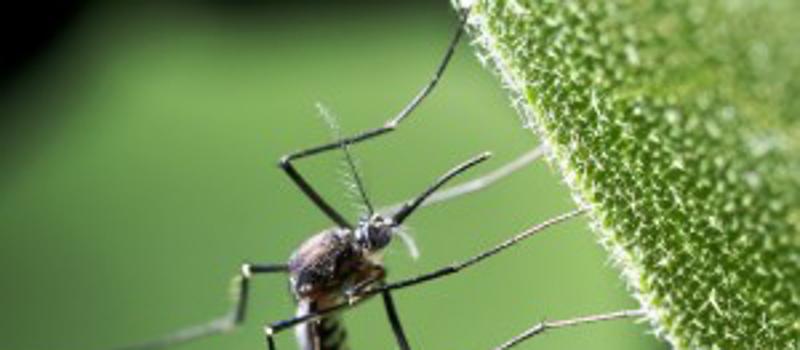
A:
278 156 352 228
493 309 646 350
342 268 411 349
382 290 412 350
343 266 386 304
232 263 290 324
380 208 587 293
278 8 470 228
265 208 589 332
265 327 277 350
260 285 414 350
263 301 355 349
386 6 469 128
343 267 412 349
115 263 288 350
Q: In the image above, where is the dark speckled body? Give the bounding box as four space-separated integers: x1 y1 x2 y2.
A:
287 228 385 350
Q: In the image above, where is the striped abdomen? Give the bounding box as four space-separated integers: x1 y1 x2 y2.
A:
295 300 350 350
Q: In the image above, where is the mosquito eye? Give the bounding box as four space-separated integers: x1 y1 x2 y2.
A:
368 226 391 249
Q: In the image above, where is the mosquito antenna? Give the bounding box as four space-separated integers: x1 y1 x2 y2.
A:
392 152 491 225
316 103 375 215
340 141 374 215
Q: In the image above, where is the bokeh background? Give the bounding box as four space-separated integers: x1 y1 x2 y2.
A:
0 2 666 350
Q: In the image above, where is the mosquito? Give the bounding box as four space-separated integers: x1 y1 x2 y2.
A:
115 4 645 350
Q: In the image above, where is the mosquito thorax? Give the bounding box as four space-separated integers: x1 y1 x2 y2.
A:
354 213 395 253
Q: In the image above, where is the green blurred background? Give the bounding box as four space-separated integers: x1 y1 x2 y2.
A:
0 2 665 350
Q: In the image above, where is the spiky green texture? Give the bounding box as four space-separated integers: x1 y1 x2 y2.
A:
463 0 800 348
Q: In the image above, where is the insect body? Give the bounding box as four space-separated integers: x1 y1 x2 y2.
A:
288 213 396 308
287 222 394 350
289 227 362 350
114 7 496 350
114 4 645 350
280 150 490 350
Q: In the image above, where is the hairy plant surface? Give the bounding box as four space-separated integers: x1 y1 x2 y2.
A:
462 0 800 348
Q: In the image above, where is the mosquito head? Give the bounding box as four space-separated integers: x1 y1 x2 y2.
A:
354 213 396 253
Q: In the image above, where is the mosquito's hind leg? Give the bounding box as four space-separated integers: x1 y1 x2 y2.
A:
114 263 287 350
231 263 289 324
277 8 470 228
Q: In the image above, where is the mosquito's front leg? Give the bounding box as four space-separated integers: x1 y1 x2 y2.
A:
277 8 471 229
